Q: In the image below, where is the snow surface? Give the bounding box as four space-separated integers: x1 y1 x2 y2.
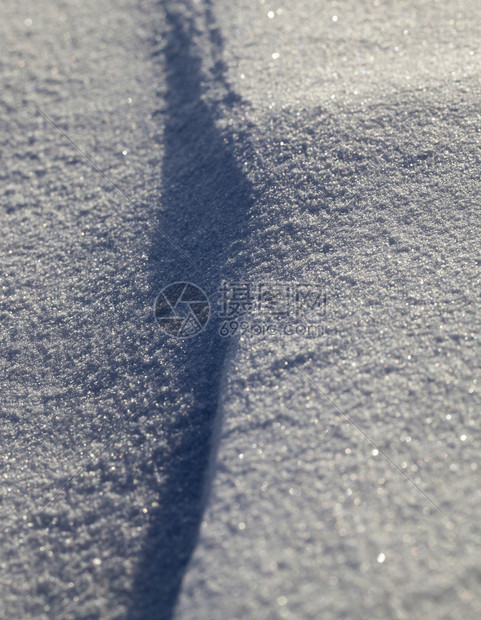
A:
1 0 481 618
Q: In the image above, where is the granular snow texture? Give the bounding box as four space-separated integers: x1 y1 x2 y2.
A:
1 0 480 619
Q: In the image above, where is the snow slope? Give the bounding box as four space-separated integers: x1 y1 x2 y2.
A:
172 1 481 619
1 0 480 618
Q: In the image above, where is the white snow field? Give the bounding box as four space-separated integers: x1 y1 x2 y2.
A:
1 0 480 618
